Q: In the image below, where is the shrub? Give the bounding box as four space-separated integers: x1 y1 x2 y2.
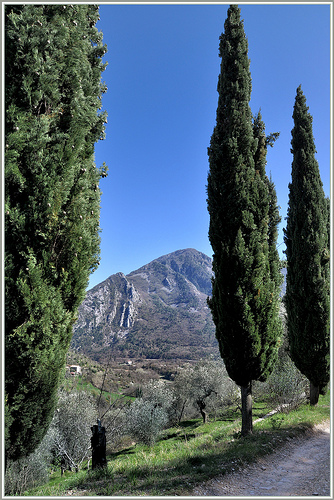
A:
254 335 308 409
124 398 169 446
266 354 308 408
5 431 53 495
49 389 98 472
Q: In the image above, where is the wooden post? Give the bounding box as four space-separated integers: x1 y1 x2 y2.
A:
60 457 66 476
91 419 107 469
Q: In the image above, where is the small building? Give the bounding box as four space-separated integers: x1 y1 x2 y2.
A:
69 365 82 376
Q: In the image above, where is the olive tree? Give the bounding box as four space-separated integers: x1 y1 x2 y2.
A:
49 390 98 472
173 359 239 424
4 431 53 496
124 399 168 447
124 380 173 446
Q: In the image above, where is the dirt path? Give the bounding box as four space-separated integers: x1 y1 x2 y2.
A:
193 421 331 496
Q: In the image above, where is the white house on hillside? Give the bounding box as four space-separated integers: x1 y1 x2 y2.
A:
69 365 82 376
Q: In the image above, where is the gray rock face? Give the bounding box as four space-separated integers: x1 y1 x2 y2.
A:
73 271 141 344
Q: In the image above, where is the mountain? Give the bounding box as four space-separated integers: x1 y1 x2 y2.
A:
71 248 287 363
71 249 218 362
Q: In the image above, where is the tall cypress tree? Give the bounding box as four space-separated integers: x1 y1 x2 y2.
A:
253 112 282 296
253 112 283 347
284 85 330 405
207 5 282 435
5 4 107 462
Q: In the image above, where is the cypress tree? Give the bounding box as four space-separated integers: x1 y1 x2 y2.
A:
207 5 282 435
284 85 330 405
5 4 107 462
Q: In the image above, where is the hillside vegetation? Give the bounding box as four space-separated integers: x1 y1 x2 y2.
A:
66 350 186 396
25 391 330 496
6 339 329 497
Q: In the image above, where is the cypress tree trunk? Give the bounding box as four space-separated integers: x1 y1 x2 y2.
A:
241 383 253 436
309 381 320 406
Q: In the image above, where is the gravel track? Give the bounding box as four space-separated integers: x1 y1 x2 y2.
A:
193 421 331 497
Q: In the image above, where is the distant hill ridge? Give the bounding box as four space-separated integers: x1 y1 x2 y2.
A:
71 248 286 362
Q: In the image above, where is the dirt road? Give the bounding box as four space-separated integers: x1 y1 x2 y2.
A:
193 421 331 496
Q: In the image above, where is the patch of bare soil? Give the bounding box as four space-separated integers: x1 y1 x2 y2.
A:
193 421 331 497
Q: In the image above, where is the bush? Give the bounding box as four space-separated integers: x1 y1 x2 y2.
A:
124 397 169 446
253 330 308 409
49 389 98 472
266 354 308 408
5 431 53 495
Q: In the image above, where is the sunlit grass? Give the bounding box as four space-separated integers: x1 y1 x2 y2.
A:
25 391 330 496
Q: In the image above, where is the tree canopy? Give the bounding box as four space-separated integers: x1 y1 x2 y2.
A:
5 4 107 462
284 85 330 404
207 4 282 434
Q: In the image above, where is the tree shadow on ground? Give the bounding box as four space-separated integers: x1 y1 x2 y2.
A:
109 446 136 457
98 423 316 496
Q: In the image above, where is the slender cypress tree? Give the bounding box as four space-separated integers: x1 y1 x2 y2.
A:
284 85 330 405
5 4 107 463
253 112 283 354
253 112 282 296
207 5 282 435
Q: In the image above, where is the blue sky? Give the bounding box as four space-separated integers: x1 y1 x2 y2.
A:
89 2 331 289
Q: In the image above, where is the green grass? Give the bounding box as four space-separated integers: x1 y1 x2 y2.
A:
25 391 330 496
62 375 134 404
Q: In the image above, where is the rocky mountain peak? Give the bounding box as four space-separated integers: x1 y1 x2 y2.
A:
71 249 217 362
71 248 286 363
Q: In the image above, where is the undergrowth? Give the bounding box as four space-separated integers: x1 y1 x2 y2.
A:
25 391 330 496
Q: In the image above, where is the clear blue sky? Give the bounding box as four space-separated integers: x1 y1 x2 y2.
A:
89 2 331 289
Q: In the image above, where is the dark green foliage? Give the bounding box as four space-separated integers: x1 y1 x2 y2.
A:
284 85 330 398
207 6 282 389
5 4 107 462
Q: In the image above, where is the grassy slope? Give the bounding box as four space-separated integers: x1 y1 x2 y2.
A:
26 391 330 496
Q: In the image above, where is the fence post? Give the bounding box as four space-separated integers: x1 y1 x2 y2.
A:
91 419 107 469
